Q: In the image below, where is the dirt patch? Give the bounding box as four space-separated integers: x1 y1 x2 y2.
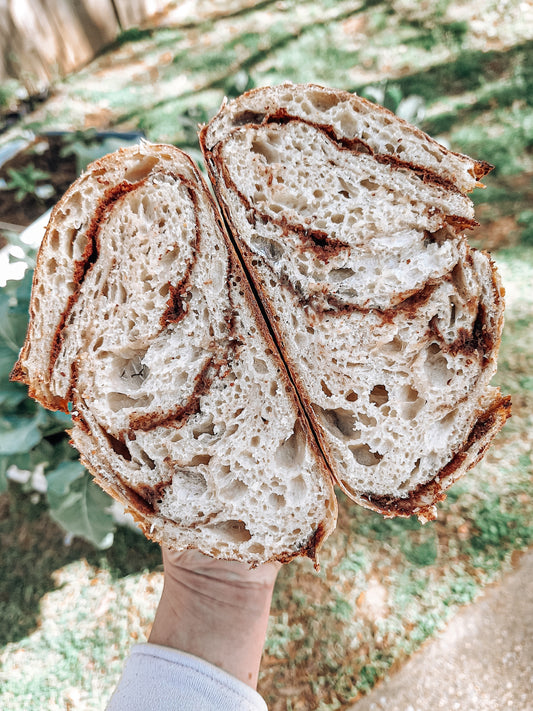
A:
0 136 78 230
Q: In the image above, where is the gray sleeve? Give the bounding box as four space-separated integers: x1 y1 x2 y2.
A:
106 643 268 711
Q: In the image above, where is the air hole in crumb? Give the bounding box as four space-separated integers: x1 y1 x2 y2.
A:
189 454 212 467
369 384 389 406
178 468 208 495
138 449 156 470
253 358 268 374
328 267 355 283
211 519 251 543
222 479 248 500
349 444 383 466
381 336 403 354
320 379 333 397
289 474 307 498
424 343 452 385
357 412 377 427
401 384 420 402
232 110 266 126
118 354 149 387
50 229 60 250
439 410 457 430
251 138 279 164
313 404 355 439
307 89 341 111
402 398 425 419
192 415 216 438
269 492 286 510
360 178 380 191
275 422 306 468
248 542 265 555
105 432 132 461
108 391 152 411
124 155 159 183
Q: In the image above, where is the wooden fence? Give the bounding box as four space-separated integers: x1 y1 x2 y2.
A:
0 0 170 93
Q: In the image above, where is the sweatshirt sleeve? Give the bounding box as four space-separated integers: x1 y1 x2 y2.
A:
105 643 268 711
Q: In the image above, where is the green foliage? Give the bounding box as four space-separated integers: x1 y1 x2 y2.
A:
356 663 379 693
47 462 115 549
517 210 533 245
403 20 468 52
112 27 153 48
0 263 115 548
0 79 22 110
401 535 438 567
463 498 533 565
59 129 145 175
1 165 52 202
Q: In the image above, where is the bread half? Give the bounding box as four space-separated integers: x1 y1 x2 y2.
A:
11 142 337 564
200 83 511 521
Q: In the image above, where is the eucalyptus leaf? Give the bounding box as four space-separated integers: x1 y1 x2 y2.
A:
46 460 85 500
0 277 31 351
48 469 115 548
0 414 42 455
0 379 28 409
40 409 73 437
0 342 19 379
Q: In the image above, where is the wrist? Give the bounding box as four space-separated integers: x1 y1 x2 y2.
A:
149 550 279 688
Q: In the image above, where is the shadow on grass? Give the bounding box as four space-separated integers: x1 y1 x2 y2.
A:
113 0 383 129
354 39 533 119
0 484 162 648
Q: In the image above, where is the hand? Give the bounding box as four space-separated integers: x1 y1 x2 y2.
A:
149 548 281 688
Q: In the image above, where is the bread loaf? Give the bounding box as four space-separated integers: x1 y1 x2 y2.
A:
11 142 337 564
200 83 511 521
12 84 511 562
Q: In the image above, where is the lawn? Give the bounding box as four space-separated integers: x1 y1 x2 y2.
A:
1 1 532 709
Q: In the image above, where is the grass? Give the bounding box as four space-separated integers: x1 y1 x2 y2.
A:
1 0 532 709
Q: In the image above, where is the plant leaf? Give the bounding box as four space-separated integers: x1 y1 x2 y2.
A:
47 462 115 548
46 460 85 499
0 414 42 455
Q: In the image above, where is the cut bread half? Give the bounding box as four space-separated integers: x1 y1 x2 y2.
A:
200 83 511 521
11 142 337 564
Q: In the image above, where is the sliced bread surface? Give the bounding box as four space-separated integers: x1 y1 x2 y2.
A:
200 83 511 521
11 142 337 564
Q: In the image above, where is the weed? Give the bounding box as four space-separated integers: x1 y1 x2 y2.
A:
463 499 533 565
1 165 52 202
111 27 153 48
329 595 353 622
356 663 379 692
401 535 438 567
